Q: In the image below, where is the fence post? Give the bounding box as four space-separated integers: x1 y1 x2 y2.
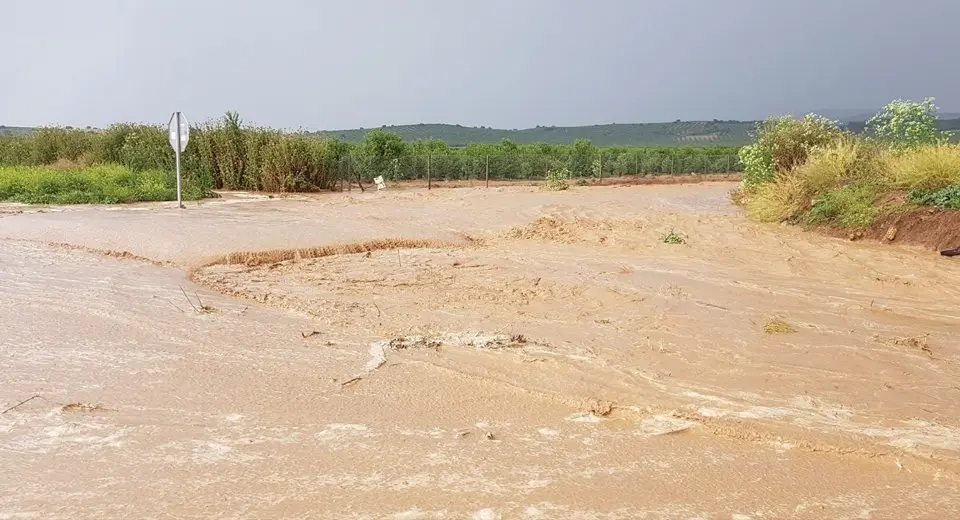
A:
635 154 639 177
485 155 489 188
598 153 603 185
427 154 431 190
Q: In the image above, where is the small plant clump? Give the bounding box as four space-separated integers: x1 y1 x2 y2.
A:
661 230 687 244
908 185 960 210
544 166 571 191
763 317 798 335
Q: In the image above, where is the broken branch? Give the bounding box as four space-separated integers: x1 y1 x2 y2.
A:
2 394 42 415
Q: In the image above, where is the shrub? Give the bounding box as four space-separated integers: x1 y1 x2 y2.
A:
30 127 95 164
544 166 570 191
743 138 890 226
868 98 952 151
740 114 845 190
660 230 686 244
738 142 775 188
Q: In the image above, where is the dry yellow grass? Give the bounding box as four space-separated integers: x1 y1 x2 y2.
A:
886 144 960 190
204 238 454 267
799 138 887 188
62 402 107 413
763 317 798 334
744 174 810 223
882 334 932 356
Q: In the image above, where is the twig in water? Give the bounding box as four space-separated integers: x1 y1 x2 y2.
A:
167 299 185 313
372 301 382 317
341 376 362 387
179 286 200 313
2 395 42 415
301 331 321 339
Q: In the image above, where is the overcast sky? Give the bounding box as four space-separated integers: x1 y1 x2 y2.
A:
5 0 959 130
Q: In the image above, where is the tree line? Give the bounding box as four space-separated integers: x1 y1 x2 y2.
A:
0 112 743 193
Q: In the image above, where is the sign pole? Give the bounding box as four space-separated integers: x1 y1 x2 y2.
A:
168 111 190 209
175 112 183 209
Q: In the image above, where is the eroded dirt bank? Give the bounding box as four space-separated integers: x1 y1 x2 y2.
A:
2 183 959 519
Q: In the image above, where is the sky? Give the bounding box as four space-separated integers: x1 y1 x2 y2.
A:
4 0 960 130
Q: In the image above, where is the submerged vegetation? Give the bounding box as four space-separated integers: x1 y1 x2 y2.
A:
736 97 960 232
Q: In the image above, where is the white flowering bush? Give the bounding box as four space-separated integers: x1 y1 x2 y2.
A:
739 114 845 189
867 97 952 151
544 166 570 191
738 142 774 189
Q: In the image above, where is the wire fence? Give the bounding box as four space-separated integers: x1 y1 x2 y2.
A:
0 149 744 201
333 152 743 190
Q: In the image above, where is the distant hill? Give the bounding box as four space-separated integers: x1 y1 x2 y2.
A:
315 121 757 147
0 125 35 136
5 117 960 147
815 109 960 123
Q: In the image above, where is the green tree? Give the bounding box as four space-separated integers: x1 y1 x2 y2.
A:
352 129 407 179
568 139 597 177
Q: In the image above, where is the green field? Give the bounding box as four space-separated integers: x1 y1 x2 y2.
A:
0 164 203 205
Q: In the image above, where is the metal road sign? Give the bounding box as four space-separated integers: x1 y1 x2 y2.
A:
167 112 190 208
167 112 190 153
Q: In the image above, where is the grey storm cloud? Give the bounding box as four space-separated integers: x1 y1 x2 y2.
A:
4 0 959 129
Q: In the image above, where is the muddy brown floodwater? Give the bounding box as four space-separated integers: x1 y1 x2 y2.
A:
2 183 959 519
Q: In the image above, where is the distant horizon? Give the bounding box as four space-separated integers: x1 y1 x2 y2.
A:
5 107 960 134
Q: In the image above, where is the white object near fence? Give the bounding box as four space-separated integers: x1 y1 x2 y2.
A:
167 112 190 209
374 176 386 191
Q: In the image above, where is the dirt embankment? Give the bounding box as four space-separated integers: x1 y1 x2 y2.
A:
824 209 960 252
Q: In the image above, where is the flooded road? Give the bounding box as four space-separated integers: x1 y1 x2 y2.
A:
2 183 959 519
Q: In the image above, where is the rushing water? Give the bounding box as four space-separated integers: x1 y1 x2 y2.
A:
2 184 959 518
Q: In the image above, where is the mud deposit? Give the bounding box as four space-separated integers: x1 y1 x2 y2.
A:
2 184 960 519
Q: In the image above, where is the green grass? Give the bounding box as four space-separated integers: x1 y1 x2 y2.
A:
660 230 687 244
0 164 203 205
804 183 881 228
908 185 960 209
